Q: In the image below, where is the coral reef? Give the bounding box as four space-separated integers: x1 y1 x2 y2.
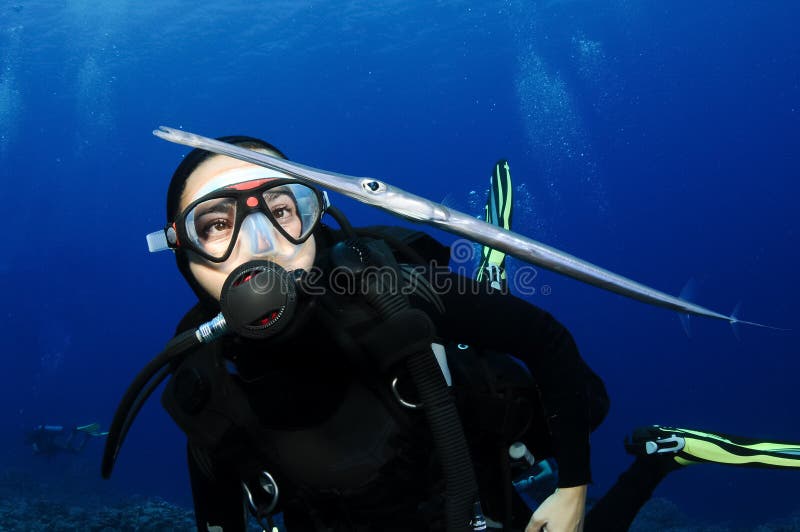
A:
0 495 194 531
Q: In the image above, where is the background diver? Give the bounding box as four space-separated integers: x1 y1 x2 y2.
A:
26 422 108 456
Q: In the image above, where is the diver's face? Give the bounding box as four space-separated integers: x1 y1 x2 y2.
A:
180 154 317 301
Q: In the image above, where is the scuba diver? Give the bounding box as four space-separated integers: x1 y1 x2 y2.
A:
27 422 107 456
104 143 609 532
100 143 800 532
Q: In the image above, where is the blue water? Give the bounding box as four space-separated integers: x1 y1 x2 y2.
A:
1 1 798 528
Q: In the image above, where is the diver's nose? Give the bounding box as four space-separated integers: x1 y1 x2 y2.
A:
238 212 277 256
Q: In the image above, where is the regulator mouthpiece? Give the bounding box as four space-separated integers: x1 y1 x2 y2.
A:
219 260 298 339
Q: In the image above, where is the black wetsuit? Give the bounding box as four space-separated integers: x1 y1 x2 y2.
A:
170 257 613 531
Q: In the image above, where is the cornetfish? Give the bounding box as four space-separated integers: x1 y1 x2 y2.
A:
153 126 779 330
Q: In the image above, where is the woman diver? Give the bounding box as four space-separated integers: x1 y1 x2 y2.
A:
103 136 800 531
106 136 609 531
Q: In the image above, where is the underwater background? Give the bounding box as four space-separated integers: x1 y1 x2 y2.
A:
1 1 798 529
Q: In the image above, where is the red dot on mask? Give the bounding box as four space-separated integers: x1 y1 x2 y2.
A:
246 197 259 208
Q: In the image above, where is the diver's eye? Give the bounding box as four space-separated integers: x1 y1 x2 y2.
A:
201 218 233 241
190 197 237 244
270 204 296 223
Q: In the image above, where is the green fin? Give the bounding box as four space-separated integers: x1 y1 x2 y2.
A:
476 159 513 289
626 425 800 469
76 422 108 437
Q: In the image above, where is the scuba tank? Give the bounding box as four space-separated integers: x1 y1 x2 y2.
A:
508 442 558 511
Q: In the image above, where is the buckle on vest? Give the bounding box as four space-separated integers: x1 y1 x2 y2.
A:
242 470 279 529
391 376 423 409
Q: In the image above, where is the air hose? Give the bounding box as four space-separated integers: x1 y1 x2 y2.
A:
334 239 483 531
102 329 201 478
103 260 297 479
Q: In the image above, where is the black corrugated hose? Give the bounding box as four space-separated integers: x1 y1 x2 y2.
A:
364 278 482 532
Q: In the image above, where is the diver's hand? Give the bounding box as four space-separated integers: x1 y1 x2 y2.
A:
525 485 586 532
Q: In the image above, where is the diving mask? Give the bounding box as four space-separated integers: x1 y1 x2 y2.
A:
148 167 329 262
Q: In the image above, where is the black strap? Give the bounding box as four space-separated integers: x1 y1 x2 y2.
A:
315 293 424 438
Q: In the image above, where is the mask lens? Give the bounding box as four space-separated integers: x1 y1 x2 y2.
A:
185 197 238 259
181 180 322 260
262 183 321 242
